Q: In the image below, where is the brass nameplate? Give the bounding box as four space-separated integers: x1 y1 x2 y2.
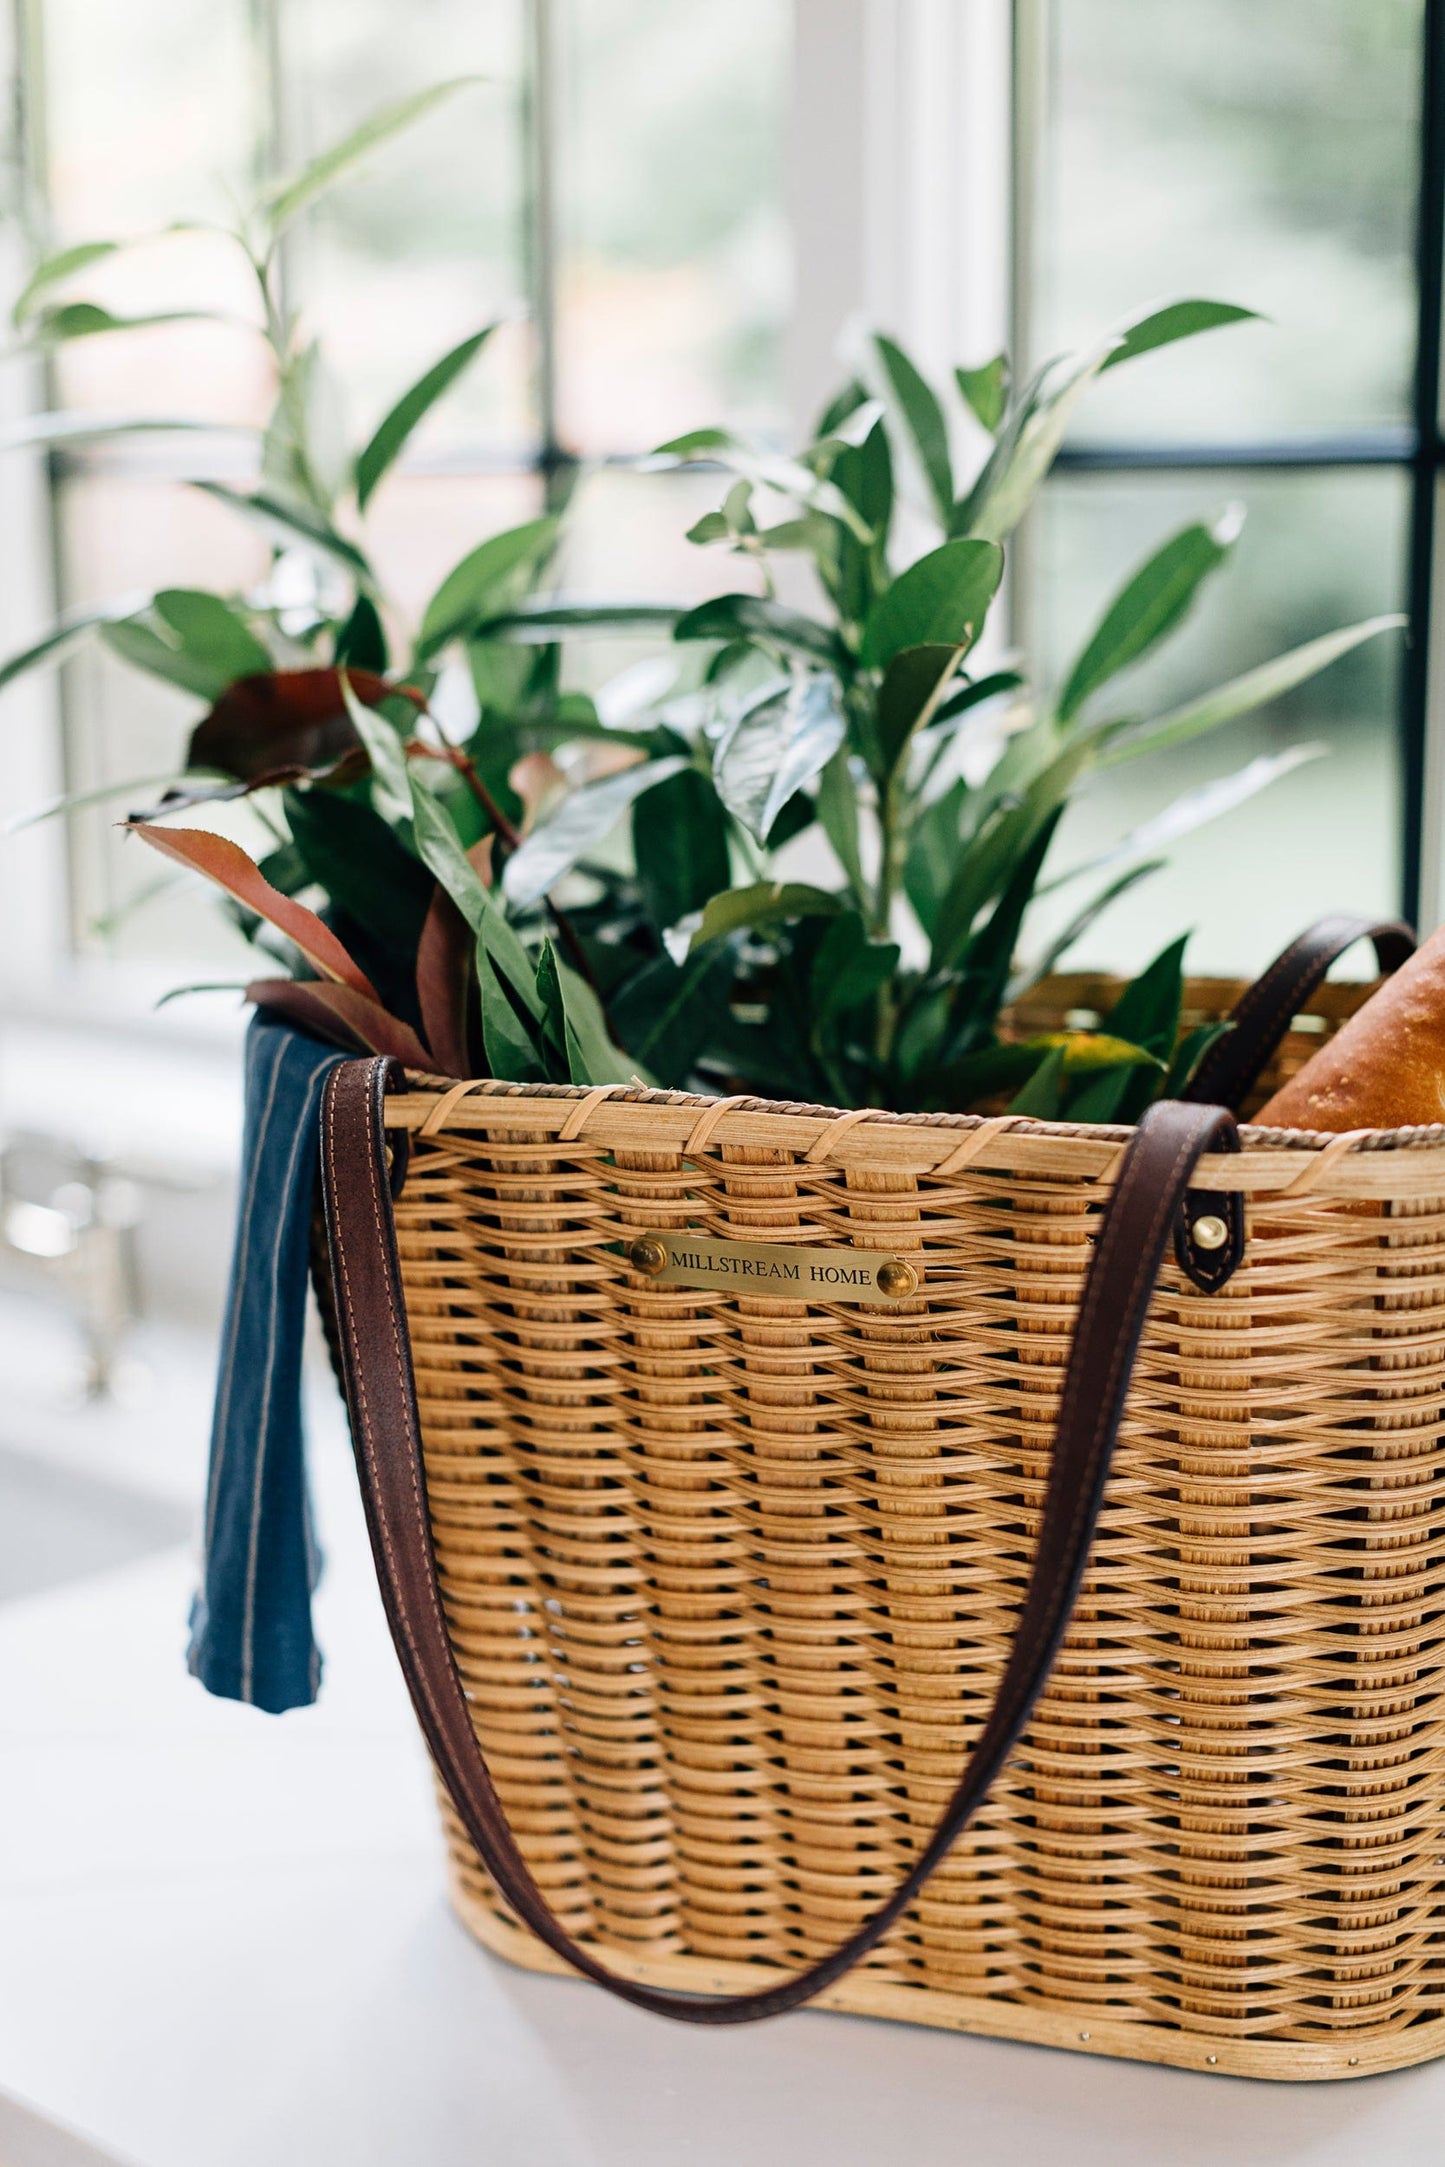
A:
627 1231 919 1306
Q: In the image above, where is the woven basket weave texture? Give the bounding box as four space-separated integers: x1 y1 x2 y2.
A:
364 973 1445 2079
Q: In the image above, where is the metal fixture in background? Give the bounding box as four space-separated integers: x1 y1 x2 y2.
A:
0 1135 142 1397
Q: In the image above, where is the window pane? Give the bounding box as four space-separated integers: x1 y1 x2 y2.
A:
284 0 533 460
556 0 791 453
1036 0 1422 441
45 0 262 427
1027 467 1407 975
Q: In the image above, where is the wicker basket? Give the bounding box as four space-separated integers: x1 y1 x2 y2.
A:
319 963 1445 2081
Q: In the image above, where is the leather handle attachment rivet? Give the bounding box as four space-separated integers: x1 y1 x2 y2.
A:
1191 1213 1229 1251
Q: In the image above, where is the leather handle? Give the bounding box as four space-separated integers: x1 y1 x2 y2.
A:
1184 913 1415 1113
321 1058 1238 2025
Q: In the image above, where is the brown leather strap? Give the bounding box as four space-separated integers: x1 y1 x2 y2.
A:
321 1059 1238 2024
1184 913 1415 1113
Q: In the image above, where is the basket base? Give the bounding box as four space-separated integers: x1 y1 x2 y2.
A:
448 1871 1445 2084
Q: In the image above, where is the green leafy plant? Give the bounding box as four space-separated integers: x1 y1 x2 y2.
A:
5 87 1403 1118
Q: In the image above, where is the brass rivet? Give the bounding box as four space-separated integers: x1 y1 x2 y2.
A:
876 1259 919 1300
628 1234 668 1277
1192 1212 1229 1252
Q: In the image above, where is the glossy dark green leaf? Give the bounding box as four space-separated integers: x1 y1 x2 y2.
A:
334 593 388 672
903 777 967 939
945 808 1064 1057
955 356 1008 433
1006 1043 1068 1118
1099 299 1261 373
282 787 433 958
874 333 953 526
1068 935 1189 1123
930 737 1088 972
354 323 499 510
712 675 846 843
858 537 1003 671
875 644 965 777
1058 518 1236 722
103 617 228 699
813 379 870 440
811 912 900 1024
475 599 683 643
611 944 734 1087
1162 1018 1233 1099
632 764 731 929
534 940 640 1086
675 592 841 667
816 745 865 903
416 517 559 659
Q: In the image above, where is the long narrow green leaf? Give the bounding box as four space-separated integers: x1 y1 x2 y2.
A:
0 595 147 696
690 881 842 952
501 756 689 908
1057 514 1238 722
1102 615 1405 765
354 322 500 510
195 482 371 579
0 412 252 457
12 240 121 325
1099 299 1261 373
874 334 953 526
261 78 482 235
475 600 682 643
416 517 560 658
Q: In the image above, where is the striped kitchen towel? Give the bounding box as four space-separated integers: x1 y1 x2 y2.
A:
187 1011 345 1713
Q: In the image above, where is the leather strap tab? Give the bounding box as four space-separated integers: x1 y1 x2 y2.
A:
321 1061 1237 2026
1185 914 1415 1114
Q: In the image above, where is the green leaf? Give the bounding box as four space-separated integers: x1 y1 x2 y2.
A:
102 617 229 699
712 675 846 843
816 745 866 903
1099 299 1261 374
1057 515 1238 722
12 240 121 325
338 673 413 826
474 600 681 643
874 333 953 527
334 593 388 672
904 776 967 940
153 590 272 685
194 481 371 579
1162 1018 1234 1100
945 807 1065 1055
632 765 731 929
858 537 1003 670
261 77 482 235
1105 933 1190 1061
1007 859 1164 1003
955 356 1008 433
354 322 499 509
282 786 433 959
811 912 900 1024
415 517 559 659
1070 746 1325 885
28 302 213 342
0 411 251 457
875 644 966 777
674 591 841 666
1007 1043 1067 1118
547 946 640 1087
501 755 689 909
956 332 1119 544
611 945 733 1087
690 881 842 952
929 739 1089 971
1102 615 1405 764
650 427 872 542
477 935 546 1082
0 597 143 695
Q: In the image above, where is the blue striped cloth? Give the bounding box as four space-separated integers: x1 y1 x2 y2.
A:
187 1012 346 1713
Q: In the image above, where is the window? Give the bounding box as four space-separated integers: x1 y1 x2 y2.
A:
2 0 1441 998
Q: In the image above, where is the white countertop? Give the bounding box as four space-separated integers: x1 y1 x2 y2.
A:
6 1359 1445 2167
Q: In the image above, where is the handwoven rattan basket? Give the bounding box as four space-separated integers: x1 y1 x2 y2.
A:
326 968 1445 2081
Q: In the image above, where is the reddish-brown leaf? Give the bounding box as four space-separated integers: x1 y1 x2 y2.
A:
415 883 477 1080
187 668 421 782
130 824 381 999
246 979 437 1070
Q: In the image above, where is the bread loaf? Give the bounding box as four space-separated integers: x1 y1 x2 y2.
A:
1254 923 1445 1130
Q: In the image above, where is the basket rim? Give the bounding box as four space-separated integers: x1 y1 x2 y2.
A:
383 1072 1445 1202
